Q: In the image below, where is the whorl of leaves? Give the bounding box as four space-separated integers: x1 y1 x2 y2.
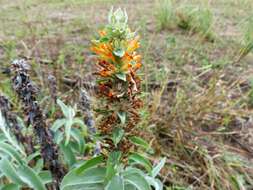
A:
11 59 65 188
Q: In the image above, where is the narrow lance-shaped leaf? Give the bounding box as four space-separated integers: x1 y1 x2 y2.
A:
60 142 76 168
57 99 71 119
70 128 85 154
51 118 66 132
0 158 24 185
0 112 25 156
0 183 20 190
113 49 125 57
0 142 23 165
124 172 151 190
151 157 166 178
38 171 53 185
65 119 73 146
112 128 124 146
129 153 152 173
61 167 106 190
145 176 163 190
17 165 46 190
129 136 150 150
115 73 127 81
105 151 122 183
117 112 126 124
76 155 104 174
105 175 124 190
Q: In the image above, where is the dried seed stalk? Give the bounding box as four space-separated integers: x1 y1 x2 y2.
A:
79 89 96 133
79 89 101 155
11 59 65 188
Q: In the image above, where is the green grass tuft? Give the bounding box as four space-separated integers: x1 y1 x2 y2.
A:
155 0 174 30
176 5 214 41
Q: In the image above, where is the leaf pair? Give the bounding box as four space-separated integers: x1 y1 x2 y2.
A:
53 99 87 146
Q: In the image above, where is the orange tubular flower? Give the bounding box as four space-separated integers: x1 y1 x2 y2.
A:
127 36 140 53
99 30 107 36
91 43 115 63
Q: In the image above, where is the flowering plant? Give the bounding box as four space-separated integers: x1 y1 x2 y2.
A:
91 8 143 157
0 8 165 190
61 8 165 190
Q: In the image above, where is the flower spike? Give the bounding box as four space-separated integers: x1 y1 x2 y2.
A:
91 8 143 159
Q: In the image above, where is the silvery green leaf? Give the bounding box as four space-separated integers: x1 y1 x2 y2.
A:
112 128 124 146
0 112 25 156
124 184 137 190
151 157 166 178
60 143 76 168
51 119 66 132
124 172 151 190
129 153 152 173
113 49 125 57
115 73 126 81
70 128 85 154
129 136 150 150
72 118 87 134
65 119 73 146
76 155 104 174
117 111 126 124
38 171 52 185
57 99 70 118
0 142 23 164
54 131 64 145
0 158 24 185
0 183 20 190
105 175 124 190
61 167 106 190
17 165 46 190
34 159 44 173
145 176 163 190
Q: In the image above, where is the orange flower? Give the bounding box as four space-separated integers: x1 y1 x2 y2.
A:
127 36 140 53
133 55 141 62
121 53 141 72
91 21 141 79
134 62 141 71
99 30 107 36
133 55 141 71
122 53 132 61
122 62 132 72
91 43 115 63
